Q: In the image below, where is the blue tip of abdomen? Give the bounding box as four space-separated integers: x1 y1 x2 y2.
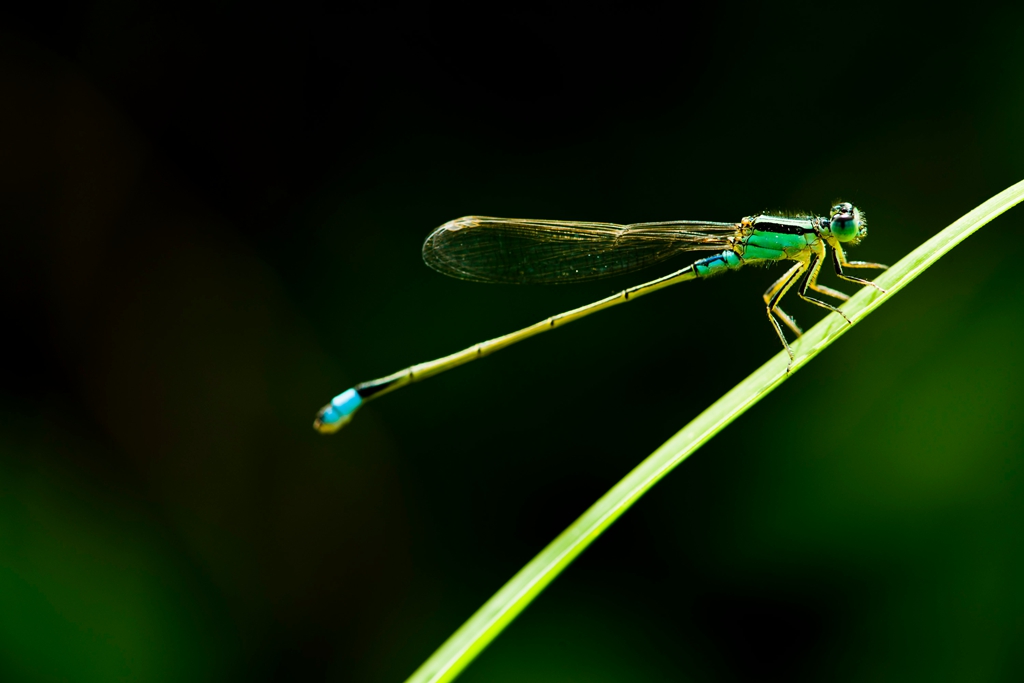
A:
313 388 363 434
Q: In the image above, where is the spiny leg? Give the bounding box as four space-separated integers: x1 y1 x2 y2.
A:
763 262 804 338
809 283 849 301
832 244 888 292
797 250 852 324
765 261 807 361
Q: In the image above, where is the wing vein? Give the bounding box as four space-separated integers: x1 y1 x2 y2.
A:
422 216 739 284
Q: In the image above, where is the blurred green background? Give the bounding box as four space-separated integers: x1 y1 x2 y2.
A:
1 1 1023 681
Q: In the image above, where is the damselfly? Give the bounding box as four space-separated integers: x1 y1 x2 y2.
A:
314 202 886 433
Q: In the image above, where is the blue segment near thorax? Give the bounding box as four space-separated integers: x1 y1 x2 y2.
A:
694 250 742 277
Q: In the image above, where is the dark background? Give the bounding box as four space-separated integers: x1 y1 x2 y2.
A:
2 1 1023 681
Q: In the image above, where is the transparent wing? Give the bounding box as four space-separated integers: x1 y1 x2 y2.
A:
422 216 739 284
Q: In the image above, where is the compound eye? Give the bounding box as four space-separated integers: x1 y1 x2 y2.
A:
829 203 862 242
831 202 854 219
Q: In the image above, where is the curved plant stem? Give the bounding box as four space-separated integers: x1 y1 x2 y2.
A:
404 179 1024 683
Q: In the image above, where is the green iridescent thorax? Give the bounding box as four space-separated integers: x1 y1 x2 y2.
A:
736 215 819 262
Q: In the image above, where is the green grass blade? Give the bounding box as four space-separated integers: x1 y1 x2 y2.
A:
404 179 1024 683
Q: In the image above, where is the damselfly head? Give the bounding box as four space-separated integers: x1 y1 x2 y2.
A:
828 202 867 243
